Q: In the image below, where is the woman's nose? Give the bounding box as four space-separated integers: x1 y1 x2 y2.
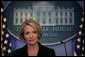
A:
29 33 33 38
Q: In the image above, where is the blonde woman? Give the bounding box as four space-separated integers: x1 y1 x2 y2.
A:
12 19 55 56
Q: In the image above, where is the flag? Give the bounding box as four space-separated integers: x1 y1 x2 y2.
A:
74 11 84 56
1 1 12 56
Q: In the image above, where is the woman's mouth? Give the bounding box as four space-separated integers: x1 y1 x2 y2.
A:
29 39 35 42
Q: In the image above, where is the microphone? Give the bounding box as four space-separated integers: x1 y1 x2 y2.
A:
61 41 68 56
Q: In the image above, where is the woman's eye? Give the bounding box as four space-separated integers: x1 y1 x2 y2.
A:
25 32 29 34
33 31 36 34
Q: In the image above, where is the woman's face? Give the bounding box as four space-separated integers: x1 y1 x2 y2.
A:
24 25 38 45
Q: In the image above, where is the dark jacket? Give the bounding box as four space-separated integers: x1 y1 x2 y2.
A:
12 43 55 56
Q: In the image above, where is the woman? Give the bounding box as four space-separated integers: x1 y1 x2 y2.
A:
12 19 55 56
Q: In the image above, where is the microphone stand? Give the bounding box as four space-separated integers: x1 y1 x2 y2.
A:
61 41 68 56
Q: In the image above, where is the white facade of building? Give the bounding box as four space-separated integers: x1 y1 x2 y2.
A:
13 2 74 26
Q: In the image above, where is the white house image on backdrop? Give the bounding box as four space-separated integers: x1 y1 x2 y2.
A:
13 1 74 26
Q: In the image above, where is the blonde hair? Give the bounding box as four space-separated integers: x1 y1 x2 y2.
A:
19 19 42 41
